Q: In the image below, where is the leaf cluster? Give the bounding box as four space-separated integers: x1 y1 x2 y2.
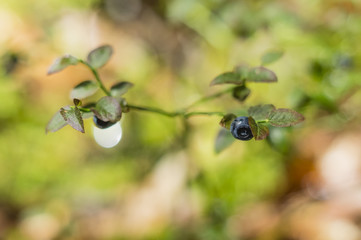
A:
220 104 304 138
209 50 281 104
46 45 133 134
216 104 304 152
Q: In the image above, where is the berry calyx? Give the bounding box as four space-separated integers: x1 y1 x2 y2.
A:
93 116 116 129
230 116 253 141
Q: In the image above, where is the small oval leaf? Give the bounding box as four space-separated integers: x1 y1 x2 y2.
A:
210 72 243 86
110 81 134 97
92 96 122 122
87 45 113 68
248 104 276 120
70 80 99 99
214 128 235 153
46 107 70 133
80 110 94 119
247 67 277 82
60 107 85 133
268 108 305 127
248 117 269 140
261 50 284 65
232 85 251 102
48 54 78 75
219 113 237 130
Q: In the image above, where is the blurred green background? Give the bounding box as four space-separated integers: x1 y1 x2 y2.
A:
1 0 361 239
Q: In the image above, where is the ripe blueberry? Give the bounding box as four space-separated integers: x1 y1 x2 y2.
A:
93 116 116 129
230 116 253 141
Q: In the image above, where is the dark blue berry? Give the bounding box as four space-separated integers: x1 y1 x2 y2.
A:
230 116 253 141
93 116 116 129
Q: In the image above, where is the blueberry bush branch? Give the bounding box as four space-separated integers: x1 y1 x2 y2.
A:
184 87 234 111
78 59 111 96
46 45 305 151
126 104 225 119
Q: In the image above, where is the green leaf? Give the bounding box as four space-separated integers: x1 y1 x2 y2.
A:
261 50 284 65
248 117 269 140
219 113 237 130
45 107 70 133
92 96 122 122
268 108 305 127
248 104 275 120
70 80 99 99
210 72 243 86
80 109 94 119
110 81 134 97
47 54 78 75
233 64 250 80
60 106 85 133
214 128 235 153
232 85 251 102
87 45 113 68
247 67 277 82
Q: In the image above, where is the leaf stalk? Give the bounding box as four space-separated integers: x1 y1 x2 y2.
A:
79 60 111 96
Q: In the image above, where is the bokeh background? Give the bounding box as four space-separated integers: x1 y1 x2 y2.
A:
1 0 361 239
